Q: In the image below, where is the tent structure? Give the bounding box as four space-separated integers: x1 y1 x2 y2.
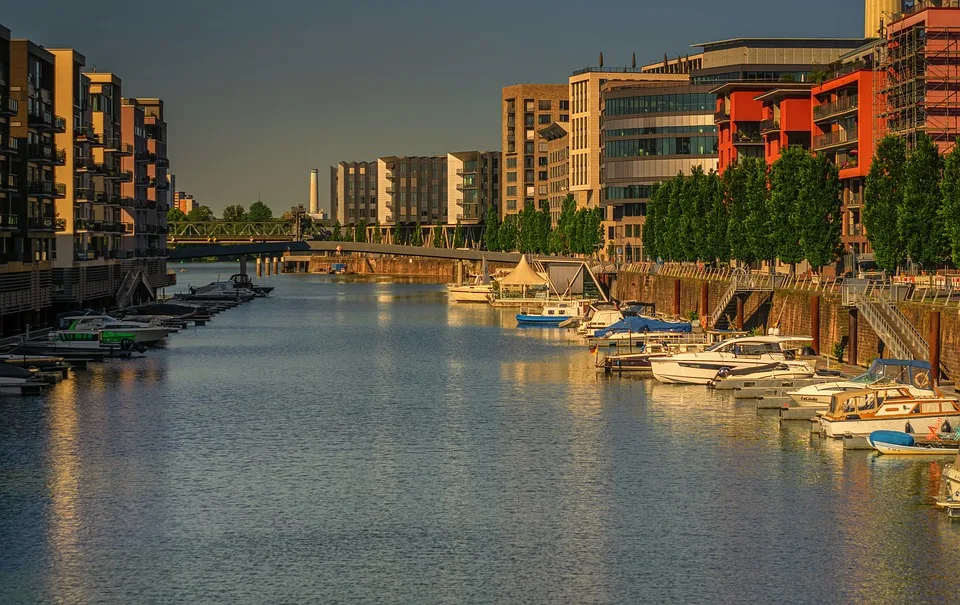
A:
499 255 548 286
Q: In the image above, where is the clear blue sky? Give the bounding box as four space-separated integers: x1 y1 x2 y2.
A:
4 0 862 214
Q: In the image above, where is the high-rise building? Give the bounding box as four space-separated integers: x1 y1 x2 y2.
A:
865 0 903 38
500 84 568 219
330 161 377 226
377 156 447 229
537 122 569 226
446 151 499 225
173 191 196 214
568 68 688 212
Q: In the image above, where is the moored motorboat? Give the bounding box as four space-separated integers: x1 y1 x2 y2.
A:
0 363 48 395
936 450 960 517
55 312 172 347
819 386 960 438
516 301 590 326
649 335 811 385
787 359 936 407
867 430 960 455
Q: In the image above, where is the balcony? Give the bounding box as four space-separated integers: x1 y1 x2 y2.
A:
52 115 67 133
55 218 66 231
118 197 135 207
0 173 16 193
156 157 169 168
1 95 17 117
385 186 395 194
156 179 169 190
118 170 133 182
814 127 858 151
75 155 95 171
116 143 134 157
27 181 67 198
27 216 55 231
135 150 151 163
75 250 96 262
0 136 19 156
733 130 763 145
714 108 730 123
813 95 858 123
75 187 95 201
75 126 101 144
1 214 19 229
28 143 65 165
759 119 780 135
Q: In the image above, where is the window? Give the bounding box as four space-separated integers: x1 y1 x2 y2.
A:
506 99 515 112
539 142 548 153
538 157 548 166
507 199 517 210
538 171 548 181
559 114 569 122
538 185 548 195
525 129 535 140
524 99 535 111
539 100 551 111
539 114 552 124
524 171 534 183
506 157 517 168
524 114 535 127
524 157 534 169
560 100 569 111
506 186 517 196
507 171 517 182
508 142 515 153
524 142 534 154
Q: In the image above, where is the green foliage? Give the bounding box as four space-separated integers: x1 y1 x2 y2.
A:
484 209 500 251
410 221 424 247
392 222 403 245
186 205 214 222
517 202 538 253
643 183 665 260
724 161 754 264
767 147 806 266
797 151 842 270
371 220 382 244
331 220 342 241
355 219 367 243
664 175 684 261
221 204 246 222
555 194 577 255
940 145 960 266
498 214 518 252
167 207 187 221
432 219 445 248
743 158 772 264
901 133 946 267
246 200 273 222
832 340 846 363
703 170 729 263
536 201 552 254
452 220 465 249
864 135 907 272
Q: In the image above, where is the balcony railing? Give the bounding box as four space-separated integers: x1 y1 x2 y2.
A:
55 218 66 231
759 119 780 134
0 136 19 155
28 216 55 230
0 173 16 192
52 115 67 132
733 130 763 144
75 126 101 144
714 108 730 122
1 214 19 229
118 170 133 182
75 187 95 201
0 95 18 116
117 143 134 156
813 95 858 122
814 127 858 150
75 156 95 171
156 157 170 168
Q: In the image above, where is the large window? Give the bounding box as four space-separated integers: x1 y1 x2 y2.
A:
604 93 716 116
606 185 655 200
605 136 718 157
605 125 717 137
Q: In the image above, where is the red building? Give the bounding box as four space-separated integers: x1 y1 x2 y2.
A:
756 89 812 164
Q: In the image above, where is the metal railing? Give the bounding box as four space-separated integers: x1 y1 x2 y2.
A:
759 119 780 133
814 127 858 150
813 94 858 121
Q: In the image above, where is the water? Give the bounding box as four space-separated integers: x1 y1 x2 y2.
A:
1 262 959 604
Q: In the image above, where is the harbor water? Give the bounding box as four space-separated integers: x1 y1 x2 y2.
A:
2 262 960 603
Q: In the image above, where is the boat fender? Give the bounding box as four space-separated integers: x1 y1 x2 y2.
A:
135 343 148 354
905 421 913 434
717 367 732 378
943 420 953 434
120 338 135 351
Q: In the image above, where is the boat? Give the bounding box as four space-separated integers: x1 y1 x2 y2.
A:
448 275 494 303
787 359 936 407
936 450 960 518
119 301 211 326
228 273 273 297
818 386 960 438
867 430 960 455
577 305 624 335
178 282 255 302
649 335 812 385
516 301 590 326
54 312 173 347
597 341 705 374
0 363 48 395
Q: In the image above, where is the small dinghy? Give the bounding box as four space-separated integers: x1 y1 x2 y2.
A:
867 430 960 456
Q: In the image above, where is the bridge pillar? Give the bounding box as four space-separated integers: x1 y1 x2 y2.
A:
256 256 262 277
266 255 272 275
735 295 744 331
810 295 820 355
240 256 248 276
930 310 941 386
848 308 858 366
273 257 279 274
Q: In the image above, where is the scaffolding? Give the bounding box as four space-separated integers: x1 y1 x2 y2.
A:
873 2 960 151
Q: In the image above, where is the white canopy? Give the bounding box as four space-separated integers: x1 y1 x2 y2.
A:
499 256 548 286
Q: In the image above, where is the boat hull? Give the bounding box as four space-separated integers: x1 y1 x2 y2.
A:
448 287 492 303
820 413 960 438
870 440 959 455
650 358 782 385
516 314 567 326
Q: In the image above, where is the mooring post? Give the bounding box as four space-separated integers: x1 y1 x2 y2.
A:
673 279 681 317
266 255 272 275
256 256 262 277
848 308 858 366
736 295 744 331
273 257 279 274
699 282 709 324
811 295 821 355
930 310 941 386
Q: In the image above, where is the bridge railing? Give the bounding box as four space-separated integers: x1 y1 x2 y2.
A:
168 221 306 239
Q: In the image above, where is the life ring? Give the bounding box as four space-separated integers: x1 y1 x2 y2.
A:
914 371 931 389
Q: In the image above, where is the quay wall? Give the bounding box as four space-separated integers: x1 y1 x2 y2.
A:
614 272 960 371
302 255 513 279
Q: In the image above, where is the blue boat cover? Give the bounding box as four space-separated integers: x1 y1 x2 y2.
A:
593 316 692 338
868 430 915 447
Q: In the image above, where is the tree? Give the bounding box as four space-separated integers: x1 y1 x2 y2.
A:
498 214 518 252
410 221 424 246
167 207 186 222
331 220 343 241
725 161 754 264
453 220 465 249
537 201 552 254
556 194 577 255
940 144 960 266
663 175 684 261
392 222 403 245
702 170 729 263
797 152 842 270
371 220 382 244
767 147 807 268
743 158 772 265
644 183 666 261
246 200 273 222
864 135 907 272
355 219 367 243
432 219 445 248
484 208 500 252
186 205 214 222
222 204 246 222
901 133 946 267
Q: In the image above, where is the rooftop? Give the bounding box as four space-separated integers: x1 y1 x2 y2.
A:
692 37 868 51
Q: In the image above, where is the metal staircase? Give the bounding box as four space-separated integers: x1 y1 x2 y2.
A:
116 269 153 309
710 271 775 329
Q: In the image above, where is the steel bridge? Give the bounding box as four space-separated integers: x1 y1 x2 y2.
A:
167 220 325 243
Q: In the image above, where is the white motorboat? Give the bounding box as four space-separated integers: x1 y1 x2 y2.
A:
578 307 624 335
55 312 172 346
819 386 960 438
649 335 812 385
936 450 960 518
713 359 817 382
0 363 48 394
448 278 494 303
787 359 936 407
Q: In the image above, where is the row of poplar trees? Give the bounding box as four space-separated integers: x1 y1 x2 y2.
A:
483 195 604 256
644 149 843 270
864 133 960 272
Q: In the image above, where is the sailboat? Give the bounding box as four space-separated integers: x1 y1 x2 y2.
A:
448 255 494 303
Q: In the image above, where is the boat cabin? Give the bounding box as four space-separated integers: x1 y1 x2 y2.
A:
826 387 960 420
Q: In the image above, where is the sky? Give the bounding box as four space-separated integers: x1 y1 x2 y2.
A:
4 0 862 215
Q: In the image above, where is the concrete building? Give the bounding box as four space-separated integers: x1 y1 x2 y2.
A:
49 48 124 309
601 81 718 262
538 122 569 226
446 151 498 225
309 169 319 214
329 161 377 226
500 84 568 218
865 0 903 37
377 155 447 229
568 68 688 213
173 191 196 214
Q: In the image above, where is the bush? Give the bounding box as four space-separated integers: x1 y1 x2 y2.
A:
832 341 846 363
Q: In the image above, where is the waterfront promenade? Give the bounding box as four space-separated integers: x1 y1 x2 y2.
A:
1 263 959 603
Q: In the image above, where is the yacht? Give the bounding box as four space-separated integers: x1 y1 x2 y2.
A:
787 359 935 407
649 335 812 385
936 450 960 518
55 312 172 346
448 275 494 303
516 301 590 326
819 386 960 438
578 307 624 335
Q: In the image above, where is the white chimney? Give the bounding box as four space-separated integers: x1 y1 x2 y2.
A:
309 169 319 214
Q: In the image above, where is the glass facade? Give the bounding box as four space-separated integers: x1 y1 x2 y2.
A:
606 185 656 200
605 136 718 157
605 125 717 137
605 93 715 116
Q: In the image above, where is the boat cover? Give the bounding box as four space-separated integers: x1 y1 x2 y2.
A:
594 316 692 338
869 430 915 447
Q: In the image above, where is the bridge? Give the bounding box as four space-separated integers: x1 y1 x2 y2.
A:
167 240 525 262
167 220 326 243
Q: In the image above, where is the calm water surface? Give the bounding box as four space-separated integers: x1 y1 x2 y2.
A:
1 262 959 604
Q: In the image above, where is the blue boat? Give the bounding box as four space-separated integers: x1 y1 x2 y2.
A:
516 301 584 326
593 315 692 338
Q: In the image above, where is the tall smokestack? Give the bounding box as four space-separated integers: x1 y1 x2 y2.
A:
309 169 319 214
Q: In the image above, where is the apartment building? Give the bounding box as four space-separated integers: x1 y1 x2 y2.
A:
446 151 498 225
568 68 688 213
377 156 447 231
537 122 569 226
329 161 377 226
173 190 196 214
501 84 568 219
601 82 719 262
